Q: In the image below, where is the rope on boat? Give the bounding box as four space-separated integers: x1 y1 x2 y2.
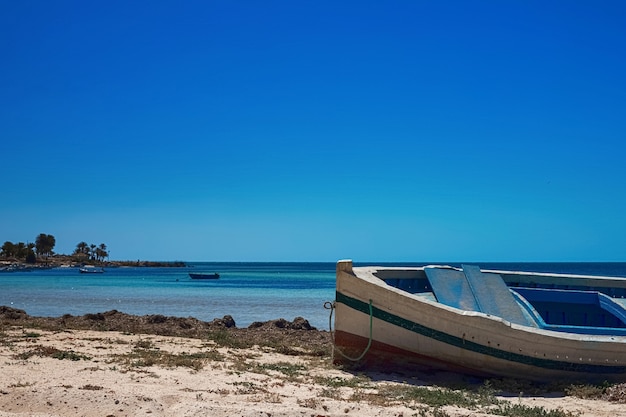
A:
324 299 373 362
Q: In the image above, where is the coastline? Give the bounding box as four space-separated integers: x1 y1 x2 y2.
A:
0 257 187 272
2 308 626 416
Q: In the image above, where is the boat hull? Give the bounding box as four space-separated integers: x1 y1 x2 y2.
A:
79 268 104 274
333 260 626 382
189 273 219 280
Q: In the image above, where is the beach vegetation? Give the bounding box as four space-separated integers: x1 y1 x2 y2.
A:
52 349 92 361
111 342 224 371
315 375 374 401
8 381 34 388
205 329 250 349
414 406 451 417
378 384 579 416
0 327 12 341
258 361 307 377
25 249 37 264
564 382 609 399
0 234 112 265
263 392 283 403
72 241 108 262
13 345 91 361
0 234 55 264
35 233 56 258
229 380 267 395
1 241 36 263
227 356 309 382
566 381 626 403
319 386 342 400
297 397 322 408
493 403 580 417
134 338 154 349
97 243 108 260
315 374 373 389
312 376 579 417
74 241 89 256
1 241 20 258
80 384 103 391
204 328 330 357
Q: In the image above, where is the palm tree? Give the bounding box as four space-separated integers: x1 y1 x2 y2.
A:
35 233 55 258
72 241 89 261
74 241 89 255
15 242 27 259
1 241 16 258
25 243 36 264
98 243 108 261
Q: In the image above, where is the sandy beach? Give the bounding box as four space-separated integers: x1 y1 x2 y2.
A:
2 309 626 417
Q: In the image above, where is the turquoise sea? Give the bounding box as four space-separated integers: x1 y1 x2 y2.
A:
2 262 626 330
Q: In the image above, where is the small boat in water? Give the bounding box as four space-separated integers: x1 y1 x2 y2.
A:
333 260 626 382
189 272 220 280
79 267 104 274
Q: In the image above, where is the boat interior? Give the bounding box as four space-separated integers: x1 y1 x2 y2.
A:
375 265 626 336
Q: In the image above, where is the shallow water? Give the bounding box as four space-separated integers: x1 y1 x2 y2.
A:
0 262 336 329
2 262 625 329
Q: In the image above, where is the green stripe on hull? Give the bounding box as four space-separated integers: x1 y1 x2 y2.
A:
336 291 626 375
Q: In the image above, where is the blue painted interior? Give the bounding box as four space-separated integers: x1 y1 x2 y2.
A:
383 278 431 294
512 287 626 335
507 282 626 298
382 268 626 336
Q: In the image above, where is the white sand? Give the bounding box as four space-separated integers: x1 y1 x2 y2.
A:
1 328 625 417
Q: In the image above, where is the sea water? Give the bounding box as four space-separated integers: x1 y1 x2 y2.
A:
0 262 337 329
2 262 626 329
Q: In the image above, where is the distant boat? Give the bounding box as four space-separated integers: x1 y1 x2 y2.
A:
79 267 104 274
333 260 626 382
189 272 220 280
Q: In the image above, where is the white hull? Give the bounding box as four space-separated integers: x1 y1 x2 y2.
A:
334 260 626 381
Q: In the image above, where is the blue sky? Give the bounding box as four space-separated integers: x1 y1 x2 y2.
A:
2 1 625 262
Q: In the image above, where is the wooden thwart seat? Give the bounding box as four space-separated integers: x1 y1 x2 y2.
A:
425 265 533 326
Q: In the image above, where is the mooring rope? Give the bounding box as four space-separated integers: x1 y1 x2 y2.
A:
324 298 373 362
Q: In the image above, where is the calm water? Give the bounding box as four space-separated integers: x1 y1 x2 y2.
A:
0 262 337 329
2 262 626 329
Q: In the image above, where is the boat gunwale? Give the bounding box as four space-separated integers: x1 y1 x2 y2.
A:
356 264 626 284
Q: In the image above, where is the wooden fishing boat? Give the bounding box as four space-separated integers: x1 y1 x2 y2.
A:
189 272 220 280
333 260 626 381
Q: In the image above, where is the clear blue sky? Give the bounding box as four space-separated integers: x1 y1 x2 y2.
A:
1 1 625 262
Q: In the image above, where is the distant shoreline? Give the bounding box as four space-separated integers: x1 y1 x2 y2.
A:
0 256 187 272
